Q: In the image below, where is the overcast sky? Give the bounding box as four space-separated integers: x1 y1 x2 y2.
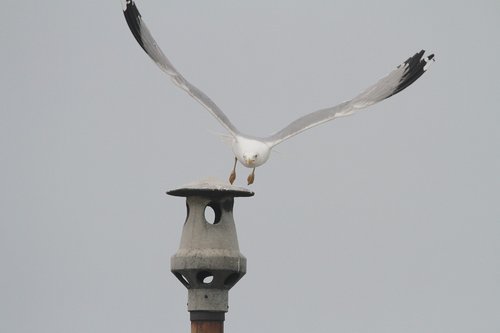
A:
1 0 499 332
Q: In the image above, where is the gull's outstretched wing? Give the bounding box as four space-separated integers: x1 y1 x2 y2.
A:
121 0 240 137
265 50 435 147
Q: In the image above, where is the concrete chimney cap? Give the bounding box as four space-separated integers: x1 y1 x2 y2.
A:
167 178 254 198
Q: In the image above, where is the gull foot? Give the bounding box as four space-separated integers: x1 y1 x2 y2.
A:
229 171 236 185
229 157 238 184
247 169 255 185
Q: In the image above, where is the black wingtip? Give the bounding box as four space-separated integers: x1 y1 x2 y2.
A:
121 0 134 12
389 50 435 98
122 0 147 52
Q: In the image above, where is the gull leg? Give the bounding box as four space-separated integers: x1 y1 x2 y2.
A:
247 168 255 185
229 157 237 184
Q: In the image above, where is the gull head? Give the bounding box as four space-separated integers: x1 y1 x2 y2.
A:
242 153 259 167
232 137 271 168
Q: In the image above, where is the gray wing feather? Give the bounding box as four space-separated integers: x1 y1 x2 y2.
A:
122 0 240 137
265 50 434 146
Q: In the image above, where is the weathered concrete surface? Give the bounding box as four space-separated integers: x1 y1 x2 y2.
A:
169 179 250 313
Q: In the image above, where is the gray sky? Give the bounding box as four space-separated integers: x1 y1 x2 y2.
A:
1 0 499 332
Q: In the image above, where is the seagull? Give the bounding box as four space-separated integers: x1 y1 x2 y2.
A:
121 0 435 185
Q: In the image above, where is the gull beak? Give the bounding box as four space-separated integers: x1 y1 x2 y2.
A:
244 157 254 166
